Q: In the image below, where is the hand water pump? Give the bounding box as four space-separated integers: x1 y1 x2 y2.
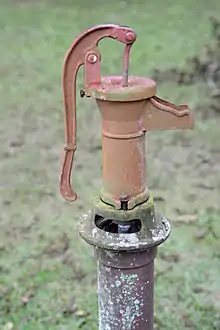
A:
59 24 194 330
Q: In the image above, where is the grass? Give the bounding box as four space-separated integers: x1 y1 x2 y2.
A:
0 0 220 329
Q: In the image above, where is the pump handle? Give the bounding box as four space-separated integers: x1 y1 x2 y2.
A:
60 24 136 201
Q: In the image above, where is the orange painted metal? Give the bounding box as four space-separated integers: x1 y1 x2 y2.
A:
94 76 193 209
60 24 193 209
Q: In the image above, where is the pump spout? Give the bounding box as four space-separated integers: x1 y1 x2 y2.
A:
144 95 194 131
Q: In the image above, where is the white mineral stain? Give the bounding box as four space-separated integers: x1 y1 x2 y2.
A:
92 228 97 236
115 280 121 287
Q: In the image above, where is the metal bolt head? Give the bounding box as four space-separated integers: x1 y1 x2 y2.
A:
87 53 98 64
126 31 136 43
80 89 85 98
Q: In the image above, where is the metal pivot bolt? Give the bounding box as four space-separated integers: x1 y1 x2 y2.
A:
126 31 136 42
87 53 98 64
59 24 194 330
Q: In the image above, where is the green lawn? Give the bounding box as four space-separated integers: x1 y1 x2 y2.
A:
0 0 220 329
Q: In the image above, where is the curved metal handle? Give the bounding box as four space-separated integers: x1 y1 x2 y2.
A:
60 24 136 201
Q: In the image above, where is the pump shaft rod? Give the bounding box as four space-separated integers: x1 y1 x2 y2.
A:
122 44 132 87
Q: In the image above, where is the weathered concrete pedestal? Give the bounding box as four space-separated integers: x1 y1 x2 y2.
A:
96 247 156 330
79 198 171 330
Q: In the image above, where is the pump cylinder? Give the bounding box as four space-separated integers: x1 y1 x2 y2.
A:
97 99 147 200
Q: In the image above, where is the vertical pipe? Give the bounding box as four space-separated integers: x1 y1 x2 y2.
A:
95 247 157 330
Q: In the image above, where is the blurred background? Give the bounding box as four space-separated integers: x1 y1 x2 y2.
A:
0 0 220 329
